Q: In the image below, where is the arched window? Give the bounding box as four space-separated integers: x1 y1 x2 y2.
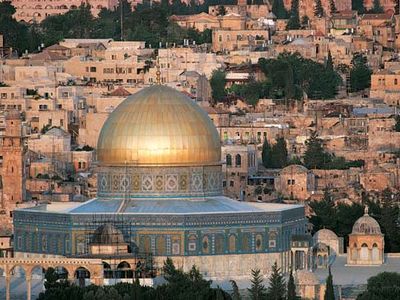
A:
215 234 224 254
255 234 263 251
242 233 251 252
226 154 232 166
156 236 166 255
142 236 151 254
235 154 241 167
188 234 197 252
202 236 209 254
360 243 369 260
229 235 236 253
372 243 379 261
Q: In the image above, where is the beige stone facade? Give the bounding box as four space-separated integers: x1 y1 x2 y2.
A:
12 0 119 23
275 165 316 201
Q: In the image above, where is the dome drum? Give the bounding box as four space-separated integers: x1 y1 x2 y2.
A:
97 165 222 198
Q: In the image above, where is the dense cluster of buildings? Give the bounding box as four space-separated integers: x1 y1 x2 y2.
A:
1 0 400 298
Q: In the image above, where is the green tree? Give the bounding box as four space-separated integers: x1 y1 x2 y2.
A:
271 137 288 168
357 272 400 299
314 0 324 17
259 52 341 100
379 189 400 252
248 269 267 300
272 0 288 19
286 0 300 29
324 267 335 300
352 0 365 13
326 50 334 73
329 0 337 14
287 269 297 300
43 267 60 290
369 0 384 13
303 131 331 169
350 53 372 92
394 115 400 132
309 189 336 232
0 1 35 53
262 139 273 168
267 262 286 300
210 70 227 103
230 280 241 300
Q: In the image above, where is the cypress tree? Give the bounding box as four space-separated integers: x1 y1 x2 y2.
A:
287 269 297 300
324 267 335 300
326 50 334 73
314 0 324 17
286 0 300 29
230 280 241 300
352 0 366 13
272 0 288 19
262 138 273 168
267 262 286 300
329 0 337 14
370 0 384 13
248 269 267 300
271 137 288 168
303 131 331 169
394 115 400 132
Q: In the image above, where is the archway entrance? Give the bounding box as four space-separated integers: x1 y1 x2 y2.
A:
74 267 90 287
54 266 69 280
10 265 26 300
0 267 5 299
116 261 133 279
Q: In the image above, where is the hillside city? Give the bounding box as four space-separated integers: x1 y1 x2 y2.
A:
1 0 400 299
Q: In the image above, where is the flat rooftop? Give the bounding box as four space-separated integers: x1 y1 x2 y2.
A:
19 197 303 215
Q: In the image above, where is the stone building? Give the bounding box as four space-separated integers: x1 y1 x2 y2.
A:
11 0 119 23
221 143 258 200
275 165 316 201
347 208 384 266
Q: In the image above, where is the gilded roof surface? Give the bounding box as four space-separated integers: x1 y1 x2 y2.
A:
97 85 221 166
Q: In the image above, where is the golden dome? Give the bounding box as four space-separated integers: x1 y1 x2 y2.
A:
97 85 221 166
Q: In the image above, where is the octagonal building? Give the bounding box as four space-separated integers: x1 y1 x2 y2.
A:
13 85 306 279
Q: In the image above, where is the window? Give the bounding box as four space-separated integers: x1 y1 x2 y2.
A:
395 78 398 85
230 181 234 187
202 236 209 254
18 236 22 250
188 235 197 251
90 67 96 72
172 238 180 255
223 132 228 141
226 154 232 166
1 93 7 99
235 154 241 167
229 235 236 253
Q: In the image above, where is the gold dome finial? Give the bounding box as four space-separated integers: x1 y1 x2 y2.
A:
156 56 161 84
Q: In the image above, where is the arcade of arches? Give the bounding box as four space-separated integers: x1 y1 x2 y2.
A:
0 258 103 300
